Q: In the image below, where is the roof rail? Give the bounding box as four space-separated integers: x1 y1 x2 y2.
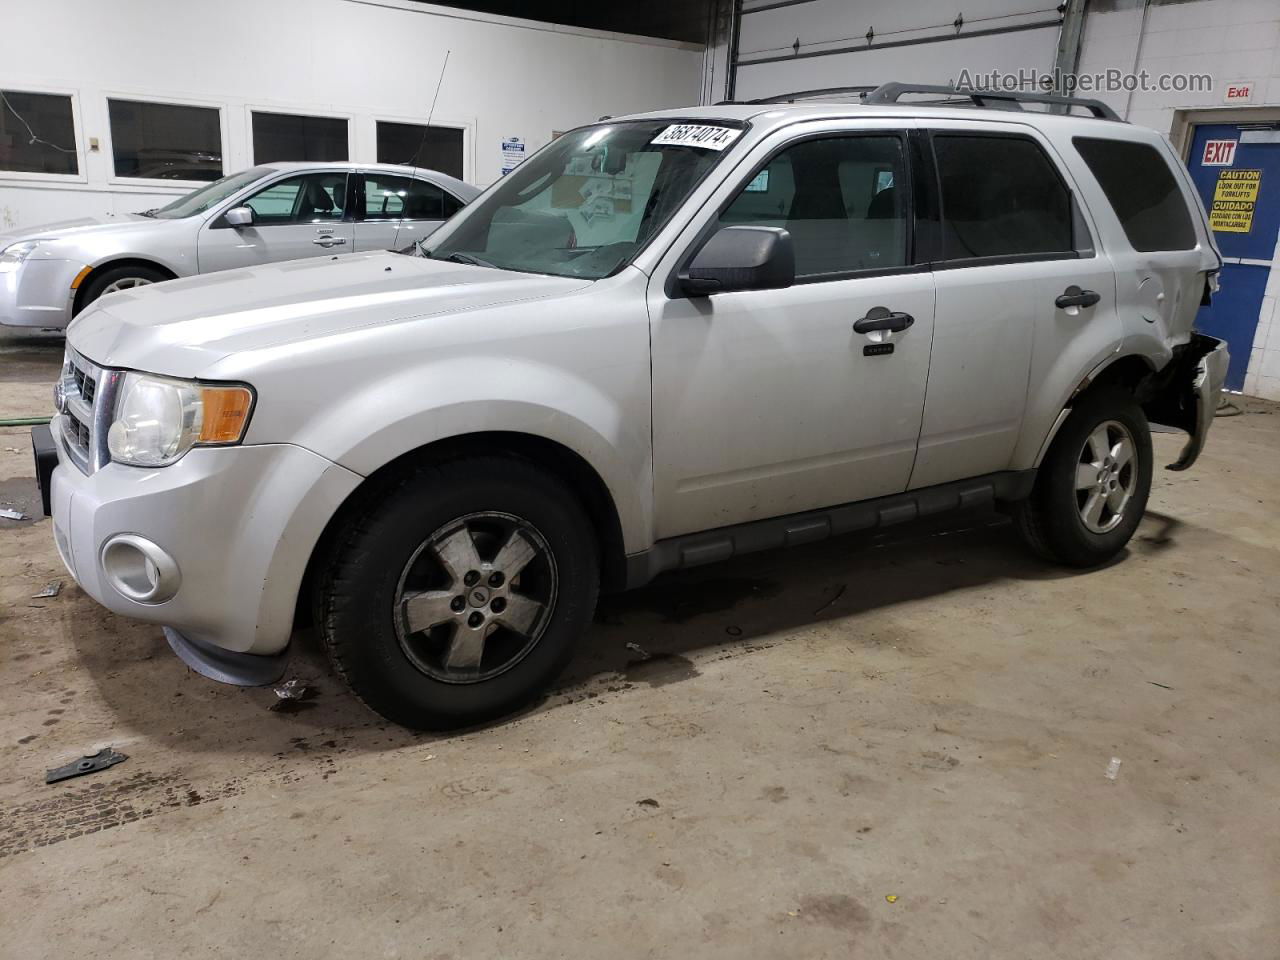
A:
863 82 1121 121
748 85 877 104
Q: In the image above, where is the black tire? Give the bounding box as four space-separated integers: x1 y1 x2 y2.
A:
316 457 599 729
1014 386 1152 567
80 264 170 310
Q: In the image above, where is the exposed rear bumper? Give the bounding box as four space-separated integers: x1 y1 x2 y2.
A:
1142 333 1229 472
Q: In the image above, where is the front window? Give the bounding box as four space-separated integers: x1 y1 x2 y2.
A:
426 120 745 280
146 167 275 219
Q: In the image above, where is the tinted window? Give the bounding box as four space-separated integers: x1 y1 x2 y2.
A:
361 174 461 221
933 135 1072 260
377 121 464 179
0 90 78 175
243 172 348 224
108 99 222 181
719 135 908 277
252 112 348 162
1073 136 1195 251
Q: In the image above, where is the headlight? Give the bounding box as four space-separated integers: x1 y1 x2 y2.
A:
106 372 255 467
0 240 42 273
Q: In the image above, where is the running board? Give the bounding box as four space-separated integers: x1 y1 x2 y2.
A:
624 470 1036 588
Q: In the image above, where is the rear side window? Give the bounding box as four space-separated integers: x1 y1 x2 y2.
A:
933 134 1073 261
1073 137 1195 251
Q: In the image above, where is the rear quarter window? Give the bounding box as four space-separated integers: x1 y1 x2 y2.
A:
1073 137 1196 252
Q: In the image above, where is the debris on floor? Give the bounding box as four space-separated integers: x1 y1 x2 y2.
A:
1105 757 1123 781
625 641 649 658
46 747 128 785
31 579 62 599
0 507 28 520
636 797 660 808
269 678 316 713
885 894 899 903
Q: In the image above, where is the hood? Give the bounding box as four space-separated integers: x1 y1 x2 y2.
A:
0 213 152 250
67 251 593 378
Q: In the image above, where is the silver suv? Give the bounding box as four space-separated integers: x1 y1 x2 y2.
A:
0 162 478 330
32 85 1229 729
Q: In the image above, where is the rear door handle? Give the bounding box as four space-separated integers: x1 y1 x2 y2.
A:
312 237 347 247
853 306 915 334
1055 286 1101 309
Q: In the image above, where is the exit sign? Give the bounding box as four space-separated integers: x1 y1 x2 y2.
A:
1202 139 1237 166
1224 81 1255 104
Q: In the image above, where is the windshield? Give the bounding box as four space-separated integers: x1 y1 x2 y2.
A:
426 120 745 279
146 167 275 219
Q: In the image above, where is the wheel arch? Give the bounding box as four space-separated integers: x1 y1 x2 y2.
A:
72 257 179 316
295 430 630 632
1029 352 1158 468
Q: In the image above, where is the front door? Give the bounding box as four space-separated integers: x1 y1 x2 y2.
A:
198 171 353 272
1186 121 1280 392
649 129 934 539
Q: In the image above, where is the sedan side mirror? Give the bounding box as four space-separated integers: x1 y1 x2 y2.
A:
224 206 255 228
679 225 795 297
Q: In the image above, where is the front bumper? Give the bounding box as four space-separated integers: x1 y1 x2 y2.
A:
43 426 361 682
0 258 78 328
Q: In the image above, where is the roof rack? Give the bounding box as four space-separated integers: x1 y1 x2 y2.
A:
862 82 1121 121
747 85 877 104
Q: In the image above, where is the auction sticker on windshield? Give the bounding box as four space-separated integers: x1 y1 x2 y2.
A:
651 124 742 151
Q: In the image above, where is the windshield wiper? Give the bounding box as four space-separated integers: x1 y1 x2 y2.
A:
442 251 497 269
137 208 159 218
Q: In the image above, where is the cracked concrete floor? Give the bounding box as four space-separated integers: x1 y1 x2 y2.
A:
1 335 1278 959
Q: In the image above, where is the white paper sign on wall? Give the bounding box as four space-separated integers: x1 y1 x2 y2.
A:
1223 80 1256 104
500 137 526 176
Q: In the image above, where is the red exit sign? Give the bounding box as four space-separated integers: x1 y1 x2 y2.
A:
1202 139 1237 166
1224 81 1255 103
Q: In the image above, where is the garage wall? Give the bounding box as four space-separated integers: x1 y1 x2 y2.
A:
0 0 703 229
731 0 1063 101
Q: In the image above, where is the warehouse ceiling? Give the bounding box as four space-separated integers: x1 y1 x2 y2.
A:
419 0 717 43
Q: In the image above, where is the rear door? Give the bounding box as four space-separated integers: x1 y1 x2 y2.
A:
198 170 353 272
910 124 1118 489
351 172 466 252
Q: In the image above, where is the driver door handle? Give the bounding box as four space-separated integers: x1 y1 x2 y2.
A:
312 236 347 247
1055 286 1101 309
853 306 915 334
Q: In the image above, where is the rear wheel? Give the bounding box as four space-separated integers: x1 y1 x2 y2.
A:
1015 386 1152 567
316 457 599 729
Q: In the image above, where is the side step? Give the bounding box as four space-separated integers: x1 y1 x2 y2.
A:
625 470 1036 587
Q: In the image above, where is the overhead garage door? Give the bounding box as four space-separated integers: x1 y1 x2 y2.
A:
732 0 1064 102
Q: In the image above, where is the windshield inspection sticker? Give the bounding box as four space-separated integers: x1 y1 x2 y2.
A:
651 124 742 151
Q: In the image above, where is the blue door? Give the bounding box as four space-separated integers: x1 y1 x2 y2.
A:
1186 122 1280 391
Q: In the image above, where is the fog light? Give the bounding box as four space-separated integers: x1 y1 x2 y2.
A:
100 534 181 604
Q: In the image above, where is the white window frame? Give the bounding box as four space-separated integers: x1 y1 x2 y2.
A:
0 83 87 185
246 104 356 166
103 90 229 189
372 113 474 184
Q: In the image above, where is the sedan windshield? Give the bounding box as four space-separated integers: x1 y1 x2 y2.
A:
146 167 275 219
426 120 745 280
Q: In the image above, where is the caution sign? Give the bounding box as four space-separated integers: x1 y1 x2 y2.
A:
1209 169 1261 233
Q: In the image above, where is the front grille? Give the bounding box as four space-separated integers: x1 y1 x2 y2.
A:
57 348 113 474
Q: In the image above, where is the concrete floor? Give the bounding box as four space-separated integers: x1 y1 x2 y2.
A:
1 332 1278 959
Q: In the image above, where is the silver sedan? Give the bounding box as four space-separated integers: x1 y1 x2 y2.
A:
0 162 479 329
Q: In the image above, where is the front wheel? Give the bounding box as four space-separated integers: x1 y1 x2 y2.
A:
316 457 599 729
1014 386 1153 567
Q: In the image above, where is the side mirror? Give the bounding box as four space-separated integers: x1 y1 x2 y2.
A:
224 206 254 228
679 225 794 297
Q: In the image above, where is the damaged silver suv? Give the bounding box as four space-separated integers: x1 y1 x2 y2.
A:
34 84 1228 729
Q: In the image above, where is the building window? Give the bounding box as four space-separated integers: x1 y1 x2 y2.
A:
1073 137 1196 252
376 121 464 179
932 134 1073 260
252 112 348 163
0 90 78 175
108 99 222 181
